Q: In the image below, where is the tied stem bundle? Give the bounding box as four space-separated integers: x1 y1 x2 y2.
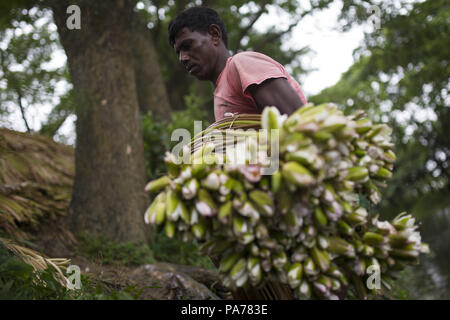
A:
144 103 429 300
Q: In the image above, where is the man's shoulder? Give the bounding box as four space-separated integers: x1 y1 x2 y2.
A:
231 51 279 64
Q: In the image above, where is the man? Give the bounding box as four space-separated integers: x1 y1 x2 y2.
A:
168 6 307 122
168 7 303 300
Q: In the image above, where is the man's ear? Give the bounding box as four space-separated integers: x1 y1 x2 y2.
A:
208 24 222 46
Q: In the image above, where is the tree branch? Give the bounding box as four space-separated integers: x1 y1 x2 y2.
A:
152 0 162 43
234 0 271 51
17 90 31 133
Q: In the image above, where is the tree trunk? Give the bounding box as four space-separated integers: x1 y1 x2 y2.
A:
50 0 148 243
131 13 172 121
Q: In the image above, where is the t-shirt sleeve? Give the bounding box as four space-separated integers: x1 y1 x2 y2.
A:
228 53 288 94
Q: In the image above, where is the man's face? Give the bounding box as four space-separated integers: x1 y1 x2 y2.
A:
173 27 218 81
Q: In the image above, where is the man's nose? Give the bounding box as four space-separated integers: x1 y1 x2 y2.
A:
179 51 189 65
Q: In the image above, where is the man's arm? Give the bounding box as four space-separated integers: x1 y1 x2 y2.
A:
248 77 304 116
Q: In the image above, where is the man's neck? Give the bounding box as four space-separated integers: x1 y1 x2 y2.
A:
212 48 231 87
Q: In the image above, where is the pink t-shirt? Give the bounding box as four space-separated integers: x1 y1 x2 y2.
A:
214 51 307 121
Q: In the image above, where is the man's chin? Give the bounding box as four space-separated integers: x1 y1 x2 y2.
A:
189 68 207 81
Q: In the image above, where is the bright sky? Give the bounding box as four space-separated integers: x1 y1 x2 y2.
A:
2 1 366 144
254 0 366 96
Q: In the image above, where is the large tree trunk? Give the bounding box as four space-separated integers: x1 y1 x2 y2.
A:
50 0 147 243
131 13 172 121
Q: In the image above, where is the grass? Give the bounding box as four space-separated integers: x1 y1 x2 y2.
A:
0 244 162 300
75 232 216 270
151 230 216 270
75 234 156 266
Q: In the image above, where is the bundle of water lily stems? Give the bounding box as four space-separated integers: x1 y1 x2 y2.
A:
0 237 71 288
144 103 429 300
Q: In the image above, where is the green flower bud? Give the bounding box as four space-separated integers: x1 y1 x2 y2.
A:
363 232 385 246
145 175 171 193
282 161 315 186
164 220 176 239
287 262 303 289
219 251 242 273
195 189 217 216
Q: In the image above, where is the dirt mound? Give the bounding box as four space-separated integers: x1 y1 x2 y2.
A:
0 128 229 299
0 128 74 240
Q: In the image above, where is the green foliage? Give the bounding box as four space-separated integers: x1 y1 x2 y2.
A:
0 244 158 300
75 235 155 267
167 90 211 143
0 245 71 299
70 273 160 300
141 111 171 181
311 0 450 298
39 88 75 138
75 232 215 271
0 6 71 134
141 94 211 180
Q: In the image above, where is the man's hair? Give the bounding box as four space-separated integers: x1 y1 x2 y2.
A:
168 7 228 49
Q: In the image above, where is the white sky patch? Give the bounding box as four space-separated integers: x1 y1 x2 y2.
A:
41 47 67 71
253 1 365 96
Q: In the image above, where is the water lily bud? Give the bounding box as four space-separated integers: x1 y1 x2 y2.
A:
201 171 220 190
239 232 255 245
249 190 274 216
304 257 318 276
195 189 217 216
345 166 369 182
237 201 260 220
247 257 262 285
381 150 396 163
292 246 308 262
297 280 311 299
220 251 242 273
255 223 269 240
273 251 288 271
144 192 165 224
233 215 248 235
285 145 319 167
374 167 392 179
230 258 248 281
164 220 176 238
282 161 315 186
355 118 372 134
271 170 283 194
164 152 181 178
328 237 355 258
311 246 330 272
166 189 182 221
287 262 303 289
218 200 233 223
145 175 171 193
392 212 415 231
363 232 385 246
181 178 199 200
262 106 286 131
192 222 206 239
